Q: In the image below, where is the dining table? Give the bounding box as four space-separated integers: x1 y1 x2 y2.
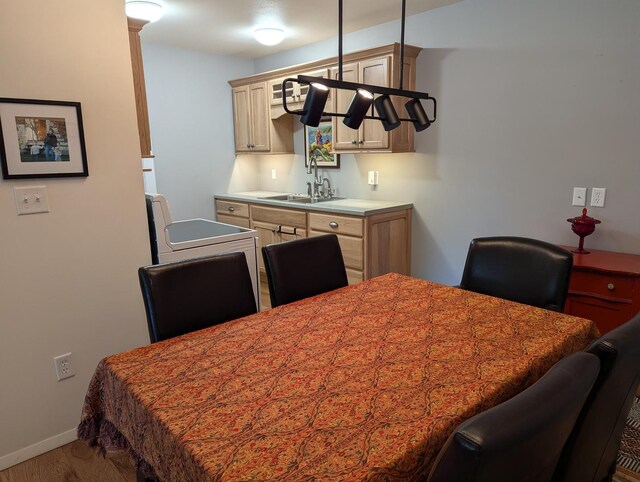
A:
78 273 599 481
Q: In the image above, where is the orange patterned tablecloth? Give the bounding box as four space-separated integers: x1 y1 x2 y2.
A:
78 273 599 481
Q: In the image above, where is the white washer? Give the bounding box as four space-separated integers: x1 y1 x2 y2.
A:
145 194 260 308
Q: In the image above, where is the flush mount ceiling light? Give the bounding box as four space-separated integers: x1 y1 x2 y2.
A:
254 28 286 46
283 0 436 133
125 0 164 22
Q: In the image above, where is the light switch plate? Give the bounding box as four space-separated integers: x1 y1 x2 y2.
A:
572 187 587 206
14 186 49 215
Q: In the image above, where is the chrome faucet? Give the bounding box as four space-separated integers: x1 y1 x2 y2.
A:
307 156 323 199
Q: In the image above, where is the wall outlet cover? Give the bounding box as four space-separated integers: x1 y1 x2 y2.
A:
591 187 606 207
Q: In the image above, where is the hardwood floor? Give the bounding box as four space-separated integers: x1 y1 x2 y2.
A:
1 438 639 482
0 440 135 482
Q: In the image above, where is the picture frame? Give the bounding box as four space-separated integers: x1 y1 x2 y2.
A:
0 98 88 179
304 118 340 169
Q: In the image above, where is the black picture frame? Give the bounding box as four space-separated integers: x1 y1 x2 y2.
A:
0 97 88 179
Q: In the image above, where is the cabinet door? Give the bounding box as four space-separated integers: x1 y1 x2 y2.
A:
360 56 390 150
232 85 251 152
249 82 270 151
251 220 278 270
332 63 360 150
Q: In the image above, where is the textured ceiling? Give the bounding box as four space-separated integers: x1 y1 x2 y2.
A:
138 0 461 58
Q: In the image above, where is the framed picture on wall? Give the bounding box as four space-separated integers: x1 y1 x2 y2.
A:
0 98 88 179
304 118 340 169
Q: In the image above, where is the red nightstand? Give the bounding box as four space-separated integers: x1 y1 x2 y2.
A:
560 246 640 334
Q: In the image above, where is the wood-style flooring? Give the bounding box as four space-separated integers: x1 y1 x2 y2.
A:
0 440 135 482
1 438 639 482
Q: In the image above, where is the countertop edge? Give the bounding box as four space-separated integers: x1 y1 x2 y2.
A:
215 193 413 216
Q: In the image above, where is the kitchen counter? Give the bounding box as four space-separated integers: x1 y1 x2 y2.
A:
215 191 413 216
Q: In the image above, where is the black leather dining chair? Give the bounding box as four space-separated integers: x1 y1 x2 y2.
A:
262 234 348 308
138 252 257 343
553 313 640 482
459 236 573 311
427 352 601 482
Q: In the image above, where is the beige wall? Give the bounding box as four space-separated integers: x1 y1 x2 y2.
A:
0 0 151 467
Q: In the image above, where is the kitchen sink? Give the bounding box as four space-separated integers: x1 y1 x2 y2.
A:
260 194 309 201
260 194 344 203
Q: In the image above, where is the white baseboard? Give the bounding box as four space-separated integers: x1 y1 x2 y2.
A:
0 428 77 471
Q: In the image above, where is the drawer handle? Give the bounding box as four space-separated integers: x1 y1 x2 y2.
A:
329 221 339 228
277 226 297 235
607 283 615 291
227 206 235 212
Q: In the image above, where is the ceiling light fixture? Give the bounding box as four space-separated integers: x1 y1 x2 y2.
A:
254 28 286 46
125 1 164 23
283 0 436 133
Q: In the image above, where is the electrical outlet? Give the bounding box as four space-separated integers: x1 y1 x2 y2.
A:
368 171 379 186
572 187 587 207
591 187 606 207
53 353 75 381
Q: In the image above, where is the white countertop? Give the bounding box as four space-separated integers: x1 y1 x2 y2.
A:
215 191 413 216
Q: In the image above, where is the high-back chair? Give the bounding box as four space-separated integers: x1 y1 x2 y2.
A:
459 236 573 311
427 352 600 482
262 234 348 308
553 313 640 482
138 252 257 343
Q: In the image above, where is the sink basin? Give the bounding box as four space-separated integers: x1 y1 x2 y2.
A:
260 194 345 203
288 196 345 204
260 194 309 201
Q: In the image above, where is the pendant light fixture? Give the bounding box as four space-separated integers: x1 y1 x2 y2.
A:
282 0 436 132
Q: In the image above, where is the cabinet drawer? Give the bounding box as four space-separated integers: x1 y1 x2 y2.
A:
346 268 364 286
309 213 363 237
251 205 307 228
309 229 363 270
216 200 249 218
569 270 635 302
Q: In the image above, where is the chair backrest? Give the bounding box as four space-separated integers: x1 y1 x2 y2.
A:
553 313 640 482
428 352 600 482
262 234 348 308
138 252 257 343
459 236 573 311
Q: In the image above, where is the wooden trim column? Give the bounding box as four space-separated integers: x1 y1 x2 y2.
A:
127 17 153 158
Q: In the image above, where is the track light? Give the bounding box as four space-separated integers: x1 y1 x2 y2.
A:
374 95 401 131
343 89 374 130
300 82 330 127
405 98 432 132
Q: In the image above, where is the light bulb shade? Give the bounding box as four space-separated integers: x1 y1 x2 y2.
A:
300 83 330 127
405 98 432 132
254 28 286 46
125 1 164 22
374 95 401 131
343 89 374 130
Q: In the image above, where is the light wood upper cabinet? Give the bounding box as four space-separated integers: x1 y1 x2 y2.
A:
269 68 330 111
333 57 390 151
229 43 421 155
232 82 293 154
233 83 270 152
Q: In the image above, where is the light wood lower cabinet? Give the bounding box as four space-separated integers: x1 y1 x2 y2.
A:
216 199 412 310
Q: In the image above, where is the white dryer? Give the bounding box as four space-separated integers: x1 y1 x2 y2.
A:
145 194 260 308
